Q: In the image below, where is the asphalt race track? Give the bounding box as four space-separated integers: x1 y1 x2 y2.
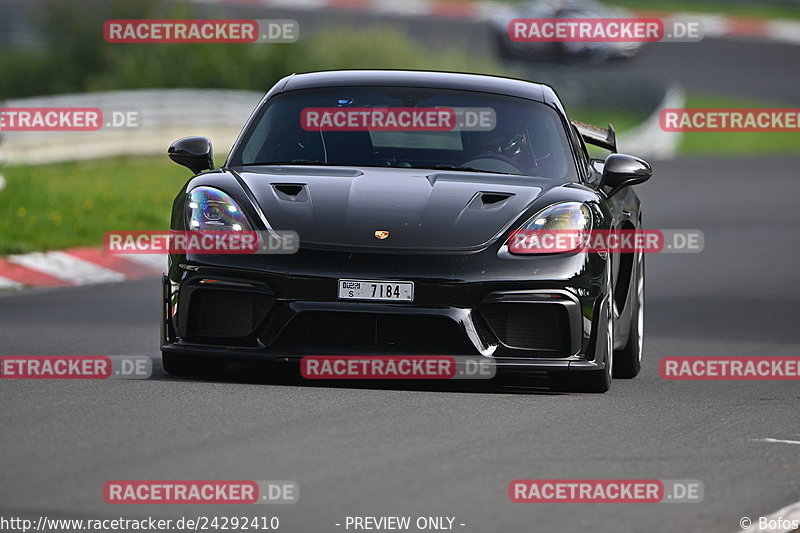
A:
1 8 799 533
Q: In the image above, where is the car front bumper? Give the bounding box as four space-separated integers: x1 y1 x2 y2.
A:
161 246 611 373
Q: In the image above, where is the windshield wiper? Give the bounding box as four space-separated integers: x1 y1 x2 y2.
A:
239 160 329 166
418 164 516 175
237 162 518 175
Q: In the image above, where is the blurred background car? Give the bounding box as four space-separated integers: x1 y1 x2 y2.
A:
491 0 643 62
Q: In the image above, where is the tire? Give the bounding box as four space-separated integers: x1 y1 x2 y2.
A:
613 256 644 379
162 352 227 377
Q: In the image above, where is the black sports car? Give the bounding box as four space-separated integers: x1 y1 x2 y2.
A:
161 70 651 393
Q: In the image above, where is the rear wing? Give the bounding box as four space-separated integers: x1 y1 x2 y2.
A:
571 120 617 153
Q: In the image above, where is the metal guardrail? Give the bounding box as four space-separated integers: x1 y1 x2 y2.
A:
0 89 263 165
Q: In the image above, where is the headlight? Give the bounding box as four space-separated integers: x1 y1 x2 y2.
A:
508 201 592 254
523 202 592 232
186 186 254 232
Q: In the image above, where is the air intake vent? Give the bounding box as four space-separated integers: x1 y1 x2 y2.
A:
272 312 478 355
468 192 514 210
479 303 570 352
272 183 307 201
186 289 273 344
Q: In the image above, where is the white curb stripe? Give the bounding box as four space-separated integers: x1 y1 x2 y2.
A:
617 84 685 160
268 0 328 9
8 251 126 285
473 1 512 21
117 253 168 271
0 276 24 290
767 20 800 45
373 0 431 15
752 438 800 445
669 12 730 39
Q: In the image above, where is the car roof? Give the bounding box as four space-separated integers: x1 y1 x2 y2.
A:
279 70 550 103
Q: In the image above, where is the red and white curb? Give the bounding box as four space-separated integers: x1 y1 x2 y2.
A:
193 0 800 46
0 249 164 290
637 11 800 45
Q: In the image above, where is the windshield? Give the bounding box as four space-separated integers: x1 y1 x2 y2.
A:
230 87 577 180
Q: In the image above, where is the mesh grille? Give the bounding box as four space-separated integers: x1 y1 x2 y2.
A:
275 312 476 354
479 303 570 352
187 290 271 341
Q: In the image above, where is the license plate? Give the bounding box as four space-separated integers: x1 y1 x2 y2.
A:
338 279 414 301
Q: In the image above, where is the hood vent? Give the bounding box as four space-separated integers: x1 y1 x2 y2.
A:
272 183 308 202
468 192 514 210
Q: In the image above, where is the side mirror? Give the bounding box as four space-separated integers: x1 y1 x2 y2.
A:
168 136 214 174
602 154 651 195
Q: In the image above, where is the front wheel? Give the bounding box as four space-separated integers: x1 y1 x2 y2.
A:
613 256 644 379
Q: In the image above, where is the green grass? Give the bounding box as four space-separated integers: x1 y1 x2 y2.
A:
0 156 190 254
677 94 800 155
